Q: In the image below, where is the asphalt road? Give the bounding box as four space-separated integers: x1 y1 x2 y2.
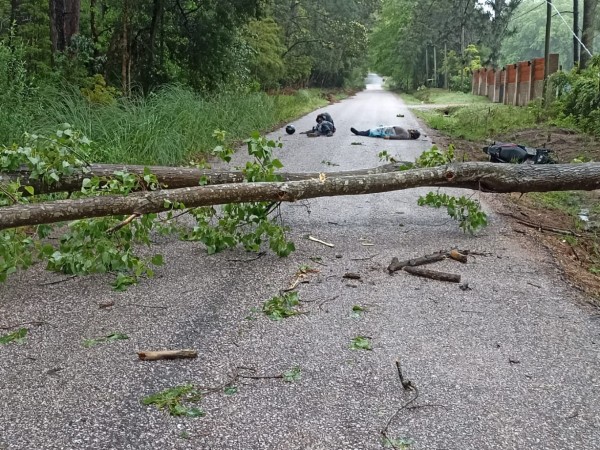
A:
1 77 599 450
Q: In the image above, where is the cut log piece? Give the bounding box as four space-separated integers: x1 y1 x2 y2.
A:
137 349 198 361
402 266 461 283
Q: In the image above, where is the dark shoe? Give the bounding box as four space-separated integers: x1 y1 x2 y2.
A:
326 131 333 137
351 127 359 135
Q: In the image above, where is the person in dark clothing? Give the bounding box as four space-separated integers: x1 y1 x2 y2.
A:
304 112 336 137
350 126 420 140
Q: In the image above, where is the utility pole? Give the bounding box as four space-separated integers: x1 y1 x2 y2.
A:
460 24 465 89
425 46 429 86
444 43 448 90
573 0 579 67
543 0 552 99
433 46 437 88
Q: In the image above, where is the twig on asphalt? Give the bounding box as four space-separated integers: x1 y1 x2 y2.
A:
318 295 340 311
381 359 419 449
227 252 266 262
120 303 168 309
308 235 334 247
38 275 77 286
0 320 51 330
350 254 380 261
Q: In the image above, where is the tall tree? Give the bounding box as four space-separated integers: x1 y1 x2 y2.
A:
48 0 80 54
580 0 597 68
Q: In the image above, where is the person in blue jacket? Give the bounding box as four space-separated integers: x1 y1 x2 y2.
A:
351 125 420 140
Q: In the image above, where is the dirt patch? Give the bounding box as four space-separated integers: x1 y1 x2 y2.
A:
422 125 600 304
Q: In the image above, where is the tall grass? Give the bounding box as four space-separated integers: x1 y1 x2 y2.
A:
400 88 491 105
7 85 328 166
415 104 539 141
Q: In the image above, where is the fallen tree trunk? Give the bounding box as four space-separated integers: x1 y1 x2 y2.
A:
0 162 410 194
1 162 599 230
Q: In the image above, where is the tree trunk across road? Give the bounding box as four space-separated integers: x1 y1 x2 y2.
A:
1 162 599 230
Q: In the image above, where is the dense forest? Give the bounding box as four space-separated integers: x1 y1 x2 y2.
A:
0 0 379 93
0 0 598 151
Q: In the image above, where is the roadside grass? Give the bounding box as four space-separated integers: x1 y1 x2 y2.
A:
415 103 539 141
3 85 330 166
400 88 491 105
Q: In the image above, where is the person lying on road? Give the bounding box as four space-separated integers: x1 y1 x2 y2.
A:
301 112 336 137
350 126 420 140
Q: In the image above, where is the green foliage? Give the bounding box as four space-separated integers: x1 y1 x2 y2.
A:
0 125 299 287
263 291 301 321
378 150 399 163
33 85 329 166
415 145 455 167
224 386 238 395
550 57 600 136
383 436 414 448
83 332 129 348
351 305 365 319
369 1 519 90
185 132 295 257
418 192 488 234
350 336 372 350
142 384 205 418
80 74 120 106
0 36 38 144
402 89 490 106
244 19 287 90
0 327 28 345
499 0 577 70
282 366 302 382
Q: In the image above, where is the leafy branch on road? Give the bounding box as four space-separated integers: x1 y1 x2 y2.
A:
142 366 302 418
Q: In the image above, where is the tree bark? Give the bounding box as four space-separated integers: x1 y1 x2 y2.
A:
580 0 598 69
1 162 599 230
1 162 410 195
48 0 80 54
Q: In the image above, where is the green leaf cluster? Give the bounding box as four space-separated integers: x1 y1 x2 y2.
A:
142 384 205 418
0 327 28 345
83 332 129 348
185 132 295 257
262 291 301 321
350 336 372 351
418 192 488 234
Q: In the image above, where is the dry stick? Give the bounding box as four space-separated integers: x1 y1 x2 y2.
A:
515 219 582 237
227 252 266 262
137 349 198 361
308 235 334 247
350 254 379 261
498 212 582 237
38 275 77 285
403 266 461 283
387 252 447 273
0 320 48 330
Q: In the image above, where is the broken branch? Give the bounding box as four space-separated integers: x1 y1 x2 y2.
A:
137 349 198 361
402 266 461 283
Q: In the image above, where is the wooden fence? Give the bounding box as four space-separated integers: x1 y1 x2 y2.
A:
471 54 559 106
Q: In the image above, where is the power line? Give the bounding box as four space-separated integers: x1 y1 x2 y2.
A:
510 1 545 22
546 0 592 57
